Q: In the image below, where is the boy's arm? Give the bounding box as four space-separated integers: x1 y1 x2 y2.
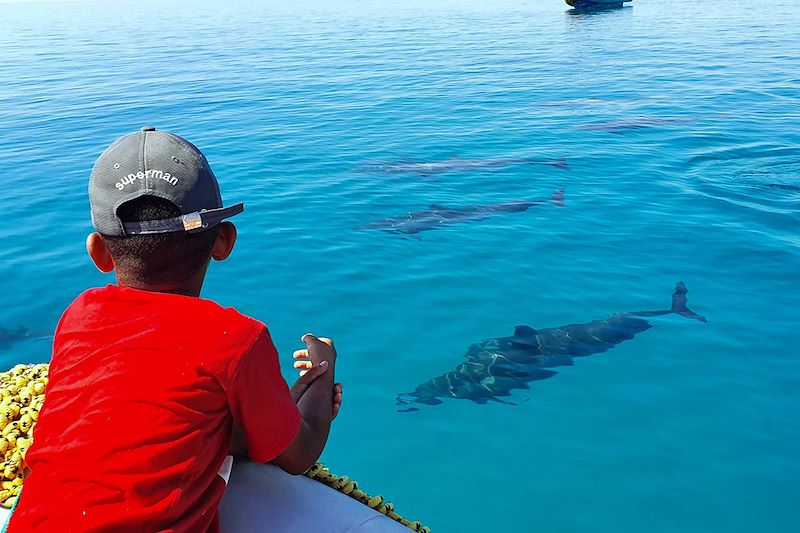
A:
272 334 337 475
228 340 343 460
225 329 305 465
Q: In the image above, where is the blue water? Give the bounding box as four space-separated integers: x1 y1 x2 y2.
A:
1 0 799 530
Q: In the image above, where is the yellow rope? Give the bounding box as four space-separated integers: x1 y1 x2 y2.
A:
304 463 430 532
0 364 430 532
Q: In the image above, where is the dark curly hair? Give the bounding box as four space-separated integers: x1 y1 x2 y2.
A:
101 196 220 286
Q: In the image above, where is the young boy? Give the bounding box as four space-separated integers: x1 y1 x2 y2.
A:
7 127 342 532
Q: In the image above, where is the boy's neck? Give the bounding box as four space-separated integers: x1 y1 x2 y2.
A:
115 270 207 298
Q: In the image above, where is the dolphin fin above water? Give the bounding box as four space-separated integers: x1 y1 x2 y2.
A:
397 282 707 409
512 325 540 345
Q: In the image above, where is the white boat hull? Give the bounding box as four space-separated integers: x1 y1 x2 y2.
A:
566 0 632 6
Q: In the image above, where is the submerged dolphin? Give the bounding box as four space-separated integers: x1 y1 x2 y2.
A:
0 326 34 349
397 282 706 410
360 189 564 236
765 183 800 192
577 116 688 134
358 156 569 177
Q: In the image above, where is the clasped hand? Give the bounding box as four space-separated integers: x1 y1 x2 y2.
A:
289 333 343 420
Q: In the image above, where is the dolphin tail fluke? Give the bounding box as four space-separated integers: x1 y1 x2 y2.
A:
549 189 566 207
628 282 707 322
671 281 708 322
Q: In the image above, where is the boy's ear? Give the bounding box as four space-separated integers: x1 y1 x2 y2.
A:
212 222 237 261
86 232 115 273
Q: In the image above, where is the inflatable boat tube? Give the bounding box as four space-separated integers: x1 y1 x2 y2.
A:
219 461 411 532
0 364 429 532
0 462 412 532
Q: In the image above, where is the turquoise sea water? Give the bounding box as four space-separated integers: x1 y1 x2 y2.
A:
1 0 799 530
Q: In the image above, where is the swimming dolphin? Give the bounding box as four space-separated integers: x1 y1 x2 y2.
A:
360 189 564 236
0 326 33 349
396 282 706 410
577 116 688 134
765 183 800 192
357 156 569 178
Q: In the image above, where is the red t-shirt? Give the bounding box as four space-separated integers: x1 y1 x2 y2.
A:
8 285 301 533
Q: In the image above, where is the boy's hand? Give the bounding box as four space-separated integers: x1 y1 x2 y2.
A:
292 333 336 383
292 334 336 375
301 333 336 365
332 382 343 420
289 369 343 419
292 334 342 419
289 360 329 403
274 335 339 474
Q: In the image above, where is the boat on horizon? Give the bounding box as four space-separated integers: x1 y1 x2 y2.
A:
565 0 632 8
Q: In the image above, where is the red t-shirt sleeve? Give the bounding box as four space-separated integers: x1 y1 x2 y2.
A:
226 327 301 463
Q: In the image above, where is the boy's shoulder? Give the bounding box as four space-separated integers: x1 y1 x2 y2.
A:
63 285 268 348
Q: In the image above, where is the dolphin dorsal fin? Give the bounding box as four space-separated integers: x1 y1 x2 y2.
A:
429 203 448 210
514 325 539 340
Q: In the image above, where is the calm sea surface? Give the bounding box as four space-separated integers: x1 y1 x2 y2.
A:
1 0 799 530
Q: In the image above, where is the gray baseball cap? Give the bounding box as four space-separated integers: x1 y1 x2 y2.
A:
89 127 243 236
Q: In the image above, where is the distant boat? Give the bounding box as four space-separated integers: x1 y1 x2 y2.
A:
566 0 632 8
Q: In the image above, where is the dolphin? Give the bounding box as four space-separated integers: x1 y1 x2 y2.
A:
577 116 689 134
765 183 800 192
359 189 564 236
396 282 706 410
0 325 34 349
357 156 569 178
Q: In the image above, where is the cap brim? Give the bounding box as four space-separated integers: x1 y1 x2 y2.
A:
121 203 244 235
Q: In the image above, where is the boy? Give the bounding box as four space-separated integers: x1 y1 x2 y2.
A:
7 127 342 532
